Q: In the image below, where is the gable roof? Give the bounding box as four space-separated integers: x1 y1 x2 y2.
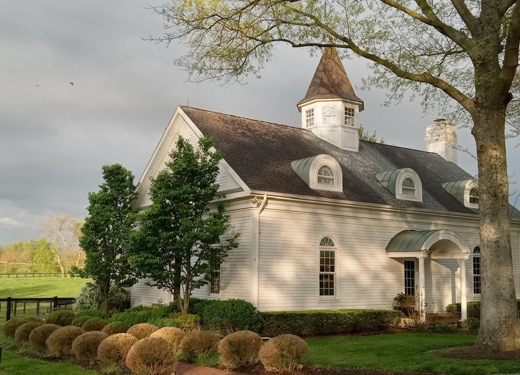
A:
180 106 520 219
297 47 364 110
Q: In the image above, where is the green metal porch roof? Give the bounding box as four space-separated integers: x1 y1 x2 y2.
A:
385 230 439 252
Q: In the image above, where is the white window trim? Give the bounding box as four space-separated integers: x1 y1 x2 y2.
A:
317 235 339 300
344 105 356 127
473 246 481 295
209 242 222 297
305 107 316 128
309 155 343 192
395 168 423 202
464 180 479 209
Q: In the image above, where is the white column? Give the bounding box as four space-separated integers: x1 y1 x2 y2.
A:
459 259 467 320
418 257 426 321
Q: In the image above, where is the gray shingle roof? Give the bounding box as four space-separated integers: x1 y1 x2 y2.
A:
181 106 520 219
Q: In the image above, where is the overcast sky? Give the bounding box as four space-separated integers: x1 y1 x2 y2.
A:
1 1 519 244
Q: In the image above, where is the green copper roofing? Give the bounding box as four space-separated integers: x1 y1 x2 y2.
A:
442 180 470 204
375 169 402 195
386 230 439 252
291 156 318 185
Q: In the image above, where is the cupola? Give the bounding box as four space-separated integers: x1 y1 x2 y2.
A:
297 47 364 152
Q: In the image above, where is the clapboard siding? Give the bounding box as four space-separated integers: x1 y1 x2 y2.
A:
131 279 171 307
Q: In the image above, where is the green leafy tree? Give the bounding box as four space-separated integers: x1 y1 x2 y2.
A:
359 126 385 144
150 0 520 351
129 136 239 314
74 164 139 316
31 239 60 273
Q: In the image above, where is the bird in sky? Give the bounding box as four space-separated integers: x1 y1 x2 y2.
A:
69 82 74 86
35 84 40 87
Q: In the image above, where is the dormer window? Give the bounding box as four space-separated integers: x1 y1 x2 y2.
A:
442 179 479 209
345 107 355 126
318 166 335 186
375 168 423 202
469 188 479 205
305 108 315 127
291 154 343 193
401 178 417 197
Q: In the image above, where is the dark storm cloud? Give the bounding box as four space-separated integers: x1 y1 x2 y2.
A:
1 1 519 244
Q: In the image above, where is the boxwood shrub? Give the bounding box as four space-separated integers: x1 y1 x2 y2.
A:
445 301 520 319
260 309 402 336
109 305 174 326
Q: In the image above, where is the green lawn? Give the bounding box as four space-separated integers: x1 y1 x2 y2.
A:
0 351 98 375
306 333 520 375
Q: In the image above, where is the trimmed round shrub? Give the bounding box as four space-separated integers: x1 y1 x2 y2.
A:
150 327 185 353
180 330 220 363
82 317 106 332
191 299 261 334
126 337 177 375
97 333 138 366
71 316 91 327
73 282 130 314
29 324 61 351
45 311 76 326
219 331 263 369
15 321 43 343
3 316 43 338
102 322 129 336
259 334 308 372
72 331 108 360
127 323 158 340
462 317 480 331
46 326 85 356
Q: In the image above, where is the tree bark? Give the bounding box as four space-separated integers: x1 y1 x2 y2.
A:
473 107 520 351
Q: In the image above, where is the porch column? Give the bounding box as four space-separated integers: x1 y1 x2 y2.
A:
418 257 426 320
459 259 467 320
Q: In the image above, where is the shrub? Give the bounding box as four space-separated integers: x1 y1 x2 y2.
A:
191 299 261 334
3 316 43 338
75 309 107 319
71 316 91 327
127 323 158 340
392 293 415 316
170 313 200 332
462 317 480 331
434 323 454 333
150 327 185 353
28 324 61 351
261 310 403 336
82 318 106 332
180 330 220 363
259 334 308 372
445 301 520 319
219 331 263 369
72 331 108 360
102 322 130 336
149 317 181 329
97 333 138 366
126 337 177 375
14 321 43 343
73 282 130 314
45 311 76 326
46 326 85 356
110 305 171 327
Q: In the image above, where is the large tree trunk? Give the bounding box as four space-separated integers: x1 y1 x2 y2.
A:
473 107 520 351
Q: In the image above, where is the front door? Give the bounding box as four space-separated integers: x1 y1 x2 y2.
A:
404 260 416 296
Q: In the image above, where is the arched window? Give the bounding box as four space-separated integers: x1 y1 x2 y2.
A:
319 236 337 297
317 166 335 186
473 246 481 294
401 178 416 197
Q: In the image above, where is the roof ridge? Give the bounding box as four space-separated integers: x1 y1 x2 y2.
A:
360 140 437 155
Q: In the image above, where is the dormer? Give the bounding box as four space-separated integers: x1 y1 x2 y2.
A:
297 47 364 152
442 180 479 209
375 168 423 202
291 154 343 192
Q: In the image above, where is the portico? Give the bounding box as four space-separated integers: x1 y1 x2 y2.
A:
386 229 471 320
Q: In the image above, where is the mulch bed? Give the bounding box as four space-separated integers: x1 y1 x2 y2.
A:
433 345 520 360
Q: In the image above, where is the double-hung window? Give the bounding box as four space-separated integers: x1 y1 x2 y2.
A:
319 236 337 297
210 249 221 294
473 246 481 294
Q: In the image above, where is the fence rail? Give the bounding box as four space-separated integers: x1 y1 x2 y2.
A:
0 272 68 278
0 297 76 321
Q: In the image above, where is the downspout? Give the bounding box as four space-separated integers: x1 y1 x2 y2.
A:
251 194 268 307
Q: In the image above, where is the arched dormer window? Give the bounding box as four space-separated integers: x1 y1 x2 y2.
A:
319 236 337 297
473 246 481 294
375 168 423 202
442 179 479 209
291 154 343 192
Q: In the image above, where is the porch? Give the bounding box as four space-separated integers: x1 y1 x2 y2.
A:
386 229 471 320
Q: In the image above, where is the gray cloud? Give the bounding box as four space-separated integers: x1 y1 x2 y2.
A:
1 1 518 244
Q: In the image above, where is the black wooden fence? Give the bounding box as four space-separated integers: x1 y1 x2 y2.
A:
0 297 76 321
0 273 68 278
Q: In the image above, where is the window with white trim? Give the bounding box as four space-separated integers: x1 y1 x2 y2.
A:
210 249 221 294
401 178 416 197
319 236 336 297
305 108 315 127
344 107 355 126
469 188 479 205
395 169 423 202
317 165 335 186
473 246 481 294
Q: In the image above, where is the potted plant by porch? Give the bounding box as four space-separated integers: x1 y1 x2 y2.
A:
393 293 415 316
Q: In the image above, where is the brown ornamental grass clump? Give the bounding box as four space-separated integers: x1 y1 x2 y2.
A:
4 316 43 338
97 333 138 366
29 324 61 351
127 323 158 340
45 311 76 326
259 334 308 372
102 322 129 336
150 327 185 353
72 331 108 360
82 318 106 332
14 321 43 343
180 330 220 363
219 330 263 369
46 326 85 357
126 337 177 375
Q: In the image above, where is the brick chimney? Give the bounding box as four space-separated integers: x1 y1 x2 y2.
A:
425 119 458 164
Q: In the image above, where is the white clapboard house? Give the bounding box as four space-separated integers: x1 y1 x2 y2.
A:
131 48 520 320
